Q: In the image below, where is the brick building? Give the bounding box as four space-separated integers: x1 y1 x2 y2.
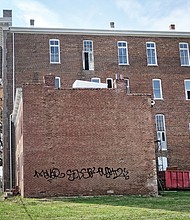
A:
11 78 157 197
2 20 190 194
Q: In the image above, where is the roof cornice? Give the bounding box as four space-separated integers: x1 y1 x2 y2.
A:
8 27 190 38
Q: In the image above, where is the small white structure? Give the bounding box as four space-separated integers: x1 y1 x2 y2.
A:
72 80 107 89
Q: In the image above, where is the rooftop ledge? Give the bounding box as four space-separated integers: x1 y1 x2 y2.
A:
9 27 190 38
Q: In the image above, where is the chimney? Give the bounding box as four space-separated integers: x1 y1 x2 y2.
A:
43 74 55 87
3 10 12 18
169 24 175 30
110 22 115 28
30 19 35 27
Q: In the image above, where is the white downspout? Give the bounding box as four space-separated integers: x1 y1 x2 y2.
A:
9 32 15 190
12 32 15 103
9 113 12 190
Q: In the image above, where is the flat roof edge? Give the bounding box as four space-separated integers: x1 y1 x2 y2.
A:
8 27 190 38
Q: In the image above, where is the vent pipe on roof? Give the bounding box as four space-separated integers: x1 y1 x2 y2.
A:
30 19 35 27
169 24 175 30
3 10 12 18
110 22 115 28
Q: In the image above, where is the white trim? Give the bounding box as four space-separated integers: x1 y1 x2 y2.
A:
179 42 190 66
158 156 168 171
12 32 15 104
184 79 190 100
155 114 167 151
117 41 129 65
55 77 61 89
49 39 61 64
152 79 163 100
12 88 23 124
146 42 158 66
9 27 190 38
83 40 94 70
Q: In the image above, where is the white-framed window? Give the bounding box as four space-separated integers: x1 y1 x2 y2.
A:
155 114 167 151
184 80 190 100
117 41 129 65
158 156 168 171
55 77 61 89
146 42 157 65
152 79 163 99
106 78 113 88
179 43 190 66
83 40 94 70
91 77 100 83
49 39 60 64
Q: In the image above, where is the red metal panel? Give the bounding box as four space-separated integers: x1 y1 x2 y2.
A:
177 172 183 188
165 171 172 189
165 170 190 190
171 171 177 188
183 172 190 188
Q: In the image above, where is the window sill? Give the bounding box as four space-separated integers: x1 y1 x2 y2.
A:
118 63 129 66
50 62 61 64
154 98 164 100
181 65 190 67
147 64 158 66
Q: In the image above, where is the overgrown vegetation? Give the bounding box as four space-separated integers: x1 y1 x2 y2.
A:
0 191 190 220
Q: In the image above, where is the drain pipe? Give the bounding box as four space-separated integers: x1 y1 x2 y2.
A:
12 32 15 103
9 113 12 190
9 32 15 190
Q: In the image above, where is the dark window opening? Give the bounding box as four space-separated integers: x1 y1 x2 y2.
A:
187 91 190 99
107 79 113 88
84 52 89 70
162 132 165 142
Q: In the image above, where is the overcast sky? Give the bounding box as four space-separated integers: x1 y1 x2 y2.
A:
1 0 190 31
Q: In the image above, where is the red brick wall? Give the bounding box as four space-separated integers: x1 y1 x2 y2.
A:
21 83 157 197
4 31 190 190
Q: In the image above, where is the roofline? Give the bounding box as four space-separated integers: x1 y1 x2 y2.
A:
8 26 190 38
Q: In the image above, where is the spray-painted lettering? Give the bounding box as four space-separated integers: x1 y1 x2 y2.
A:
34 166 129 182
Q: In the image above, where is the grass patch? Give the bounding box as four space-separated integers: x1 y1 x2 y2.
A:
0 191 190 220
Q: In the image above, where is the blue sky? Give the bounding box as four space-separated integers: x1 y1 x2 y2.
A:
1 0 190 31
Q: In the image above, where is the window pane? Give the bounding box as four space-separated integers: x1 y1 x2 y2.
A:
146 42 157 65
156 115 165 131
118 41 128 65
185 81 190 90
180 43 189 65
153 80 162 99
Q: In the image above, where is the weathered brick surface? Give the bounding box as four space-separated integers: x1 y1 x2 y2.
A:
17 83 157 197
4 30 190 191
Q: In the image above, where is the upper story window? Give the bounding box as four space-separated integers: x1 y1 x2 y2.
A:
55 77 61 89
117 41 129 65
184 80 190 100
91 77 100 83
83 40 94 70
152 79 163 99
146 42 157 65
155 114 167 151
49 39 60 64
179 43 190 66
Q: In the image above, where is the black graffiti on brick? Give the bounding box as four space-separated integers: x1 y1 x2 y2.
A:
33 168 65 182
34 166 129 182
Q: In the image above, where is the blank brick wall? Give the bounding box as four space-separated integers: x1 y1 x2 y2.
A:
20 84 157 197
